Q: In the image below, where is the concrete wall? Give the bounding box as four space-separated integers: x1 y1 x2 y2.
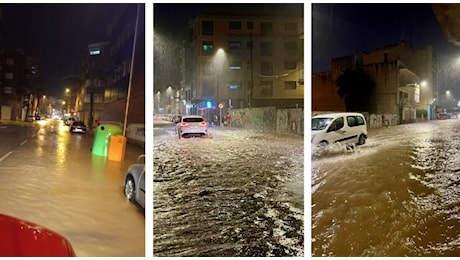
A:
229 107 303 135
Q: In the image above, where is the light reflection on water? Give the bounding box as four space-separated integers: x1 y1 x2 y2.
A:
312 121 460 256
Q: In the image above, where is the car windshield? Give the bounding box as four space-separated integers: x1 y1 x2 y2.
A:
183 117 204 123
73 121 85 126
312 117 332 130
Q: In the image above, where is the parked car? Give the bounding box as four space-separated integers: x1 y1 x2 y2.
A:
124 154 145 209
311 112 368 148
0 213 76 256
69 121 86 134
437 113 450 120
64 118 75 126
171 114 182 123
175 115 208 139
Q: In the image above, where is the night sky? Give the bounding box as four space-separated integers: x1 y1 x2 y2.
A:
0 3 133 98
154 3 303 42
312 3 460 96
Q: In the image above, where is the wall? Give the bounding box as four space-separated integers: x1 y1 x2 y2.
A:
229 107 303 135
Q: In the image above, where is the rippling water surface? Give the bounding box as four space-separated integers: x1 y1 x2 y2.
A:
312 120 460 256
154 129 304 257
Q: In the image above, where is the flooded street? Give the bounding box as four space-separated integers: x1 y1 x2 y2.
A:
312 119 460 256
154 124 304 257
0 120 145 256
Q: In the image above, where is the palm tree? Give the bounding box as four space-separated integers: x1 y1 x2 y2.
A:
336 67 375 112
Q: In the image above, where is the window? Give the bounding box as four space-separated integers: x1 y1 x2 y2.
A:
247 21 253 29
347 116 365 127
284 41 297 50
202 21 214 35
5 72 13 80
260 62 273 76
327 117 344 132
6 58 14 65
247 40 253 49
284 22 298 31
229 61 242 70
4 87 12 94
260 41 272 56
202 41 214 56
261 22 273 36
260 81 273 96
285 61 297 70
89 49 101 56
229 21 242 30
284 81 297 90
229 41 242 50
229 82 239 90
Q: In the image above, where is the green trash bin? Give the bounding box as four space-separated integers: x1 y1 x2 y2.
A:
92 124 123 157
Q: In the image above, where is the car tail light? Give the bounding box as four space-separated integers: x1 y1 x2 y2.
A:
180 122 189 127
199 122 207 127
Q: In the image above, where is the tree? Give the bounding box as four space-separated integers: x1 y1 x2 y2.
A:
336 67 375 112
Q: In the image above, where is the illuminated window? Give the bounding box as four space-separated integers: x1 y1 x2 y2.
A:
89 49 101 56
229 84 239 90
229 61 242 70
202 41 214 56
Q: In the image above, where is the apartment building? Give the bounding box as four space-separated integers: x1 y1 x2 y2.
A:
313 41 436 124
185 5 304 119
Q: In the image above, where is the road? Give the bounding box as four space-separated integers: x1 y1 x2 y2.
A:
312 119 460 256
153 120 304 257
0 119 145 257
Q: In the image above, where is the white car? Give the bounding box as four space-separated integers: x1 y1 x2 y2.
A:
124 155 145 209
311 112 367 147
176 115 208 138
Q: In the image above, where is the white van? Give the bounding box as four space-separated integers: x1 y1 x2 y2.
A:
311 112 368 147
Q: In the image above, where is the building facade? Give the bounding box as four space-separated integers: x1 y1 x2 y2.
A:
185 6 304 121
75 4 145 135
312 41 436 124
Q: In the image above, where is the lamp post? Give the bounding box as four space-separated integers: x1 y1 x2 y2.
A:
156 91 161 113
65 88 71 116
214 48 227 126
166 86 173 114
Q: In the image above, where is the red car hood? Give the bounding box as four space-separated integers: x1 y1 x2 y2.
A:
0 213 76 257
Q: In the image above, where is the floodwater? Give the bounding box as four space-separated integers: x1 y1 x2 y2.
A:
154 126 304 257
311 119 460 256
0 120 145 257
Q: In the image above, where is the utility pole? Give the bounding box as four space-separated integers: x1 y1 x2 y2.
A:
249 32 254 108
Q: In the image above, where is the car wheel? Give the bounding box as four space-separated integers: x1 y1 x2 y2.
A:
124 175 136 202
358 134 366 145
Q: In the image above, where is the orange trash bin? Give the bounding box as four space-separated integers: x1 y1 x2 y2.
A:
108 135 127 161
